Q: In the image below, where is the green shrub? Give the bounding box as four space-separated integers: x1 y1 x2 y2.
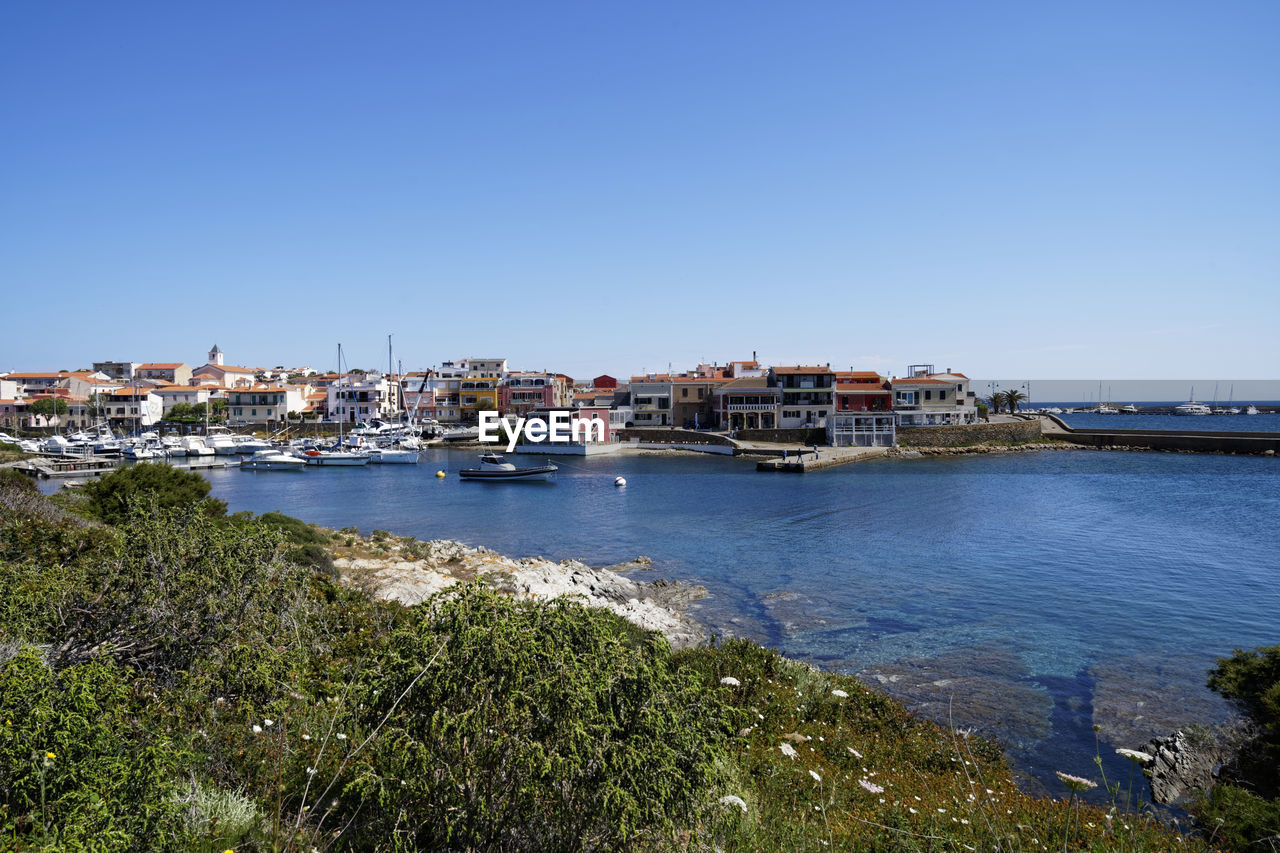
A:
1209 644 1280 760
258 511 327 545
338 585 735 851
0 646 186 849
289 542 336 577
78 463 226 526
1191 783 1280 851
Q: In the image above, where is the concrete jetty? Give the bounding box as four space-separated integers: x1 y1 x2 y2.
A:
1038 415 1280 455
755 445 889 472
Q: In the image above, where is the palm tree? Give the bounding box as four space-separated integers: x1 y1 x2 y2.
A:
1004 389 1026 413
985 391 1006 414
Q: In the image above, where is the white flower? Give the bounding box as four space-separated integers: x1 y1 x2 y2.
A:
1116 748 1154 764
302 734 311 741
859 779 884 794
909 807 918 814
720 676 741 687
718 794 748 813
779 743 799 760
847 746 863 758
263 719 274 727
307 767 317 776
1055 771 1097 792
336 733 348 741
252 725 262 734
809 769 822 782
831 689 848 698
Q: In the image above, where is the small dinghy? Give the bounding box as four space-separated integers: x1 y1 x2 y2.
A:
458 453 557 482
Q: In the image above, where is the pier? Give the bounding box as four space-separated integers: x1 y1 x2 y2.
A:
755 445 889 472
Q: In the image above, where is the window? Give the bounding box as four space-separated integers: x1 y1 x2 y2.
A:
682 388 688 397
924 390 932 401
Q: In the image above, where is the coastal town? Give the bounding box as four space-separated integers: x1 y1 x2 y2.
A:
2 344 981 452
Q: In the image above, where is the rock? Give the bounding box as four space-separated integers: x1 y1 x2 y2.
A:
1141 728 1234 805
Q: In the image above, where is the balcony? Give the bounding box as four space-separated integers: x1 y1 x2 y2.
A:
726 403 777 411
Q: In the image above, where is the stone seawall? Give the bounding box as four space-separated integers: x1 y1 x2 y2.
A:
734 428 828 445
616 428 735 446
896 420 1042 447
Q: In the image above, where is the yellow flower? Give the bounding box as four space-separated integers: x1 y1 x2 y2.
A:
45 751 56 760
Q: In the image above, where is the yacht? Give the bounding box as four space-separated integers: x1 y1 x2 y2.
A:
1095 404 1119 415
459 453 557 482
1120 404 1140 414
240 449 307 470
181 436 215 456
1243 405 1260 416
301 448 370 467
365 447 420 464
1173 401 1212 416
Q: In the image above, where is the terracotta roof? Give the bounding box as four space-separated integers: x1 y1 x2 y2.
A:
772 366 834 375
714 376 776 391
7 372 66 379
836 385 891 393
630 374 673 383
892 377 952 386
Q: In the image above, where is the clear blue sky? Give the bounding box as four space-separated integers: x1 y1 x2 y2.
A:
3 1 1277 381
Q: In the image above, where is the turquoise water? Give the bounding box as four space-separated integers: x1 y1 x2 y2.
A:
194 449 1280 796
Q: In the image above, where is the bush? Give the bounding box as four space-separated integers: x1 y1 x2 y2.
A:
289 542 336 577
258 511 327 545
1191 783 1280 851
0 647 186 849
78 463 226 527
1208 645 1280 760
338 585 735 851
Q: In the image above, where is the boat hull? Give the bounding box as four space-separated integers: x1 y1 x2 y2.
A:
459 466 557 482
303 452 370 466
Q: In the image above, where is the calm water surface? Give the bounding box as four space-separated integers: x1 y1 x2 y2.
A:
196 448 1280 795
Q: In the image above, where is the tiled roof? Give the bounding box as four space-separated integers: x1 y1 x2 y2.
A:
892 377 952 386
137 363 185 370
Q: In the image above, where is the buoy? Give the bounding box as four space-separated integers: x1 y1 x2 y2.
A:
436 470 446 478
614 476 627 487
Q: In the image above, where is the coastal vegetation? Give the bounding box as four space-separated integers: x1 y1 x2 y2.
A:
0 466 1238 850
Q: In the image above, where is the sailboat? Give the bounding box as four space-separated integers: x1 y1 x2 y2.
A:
304 344 369 466
1173 387 1211 416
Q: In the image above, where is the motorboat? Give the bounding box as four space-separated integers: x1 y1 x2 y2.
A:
441 426 480 443
181 436 215 456
1120 405 1140 414
1173 401 1212 416
161 436 188 457
240 449 307 470
365 447 420 464
1243 405 1260 415
1095 404 1119 414
458 453 557 482
302 448 370 467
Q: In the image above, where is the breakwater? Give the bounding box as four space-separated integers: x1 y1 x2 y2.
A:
1042 415 1280 454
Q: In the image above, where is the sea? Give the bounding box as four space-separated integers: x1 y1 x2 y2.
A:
178 437 1280 800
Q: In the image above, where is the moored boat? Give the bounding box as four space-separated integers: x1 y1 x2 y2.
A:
458 453 557 482
240 449 307 470
302 449 370 467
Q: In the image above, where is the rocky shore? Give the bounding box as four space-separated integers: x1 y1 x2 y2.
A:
332 535 708 649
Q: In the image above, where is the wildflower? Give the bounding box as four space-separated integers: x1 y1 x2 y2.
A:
45 751 56 760
859 779 884 794
307 767 317 776
809 770 822 782
263 718 274 727
720 676 741 687
336 733 348 741
779 743 798 760
718 794 748 814
1115 748 1153 764
302 734 312 741
909 807 918 814
848 746 863 758
1055 771 1097 792
831 689 848 698
252 725 262 734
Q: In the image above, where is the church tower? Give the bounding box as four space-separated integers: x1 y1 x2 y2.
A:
208 344 224 366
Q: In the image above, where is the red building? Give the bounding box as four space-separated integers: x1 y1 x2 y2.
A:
834 371 892 412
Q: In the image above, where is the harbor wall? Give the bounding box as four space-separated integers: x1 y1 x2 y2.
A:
616 428 736 447
734 428 828 445
896 421 1042 447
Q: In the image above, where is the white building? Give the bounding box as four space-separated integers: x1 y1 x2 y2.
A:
327 373 399 424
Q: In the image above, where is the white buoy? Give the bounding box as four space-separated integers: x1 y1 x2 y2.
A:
614 476 627 487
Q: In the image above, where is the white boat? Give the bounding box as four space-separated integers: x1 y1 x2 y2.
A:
1243 405 1260 415
1173 387 1211 416
240 449 307 470
181 436 215 456
302 449 370 467
441 426 480 443
122 442 165 460
161 436 188 457
458 453 557 482
365 448 420 464
1096 404 1119 414
1120 404 1139 414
